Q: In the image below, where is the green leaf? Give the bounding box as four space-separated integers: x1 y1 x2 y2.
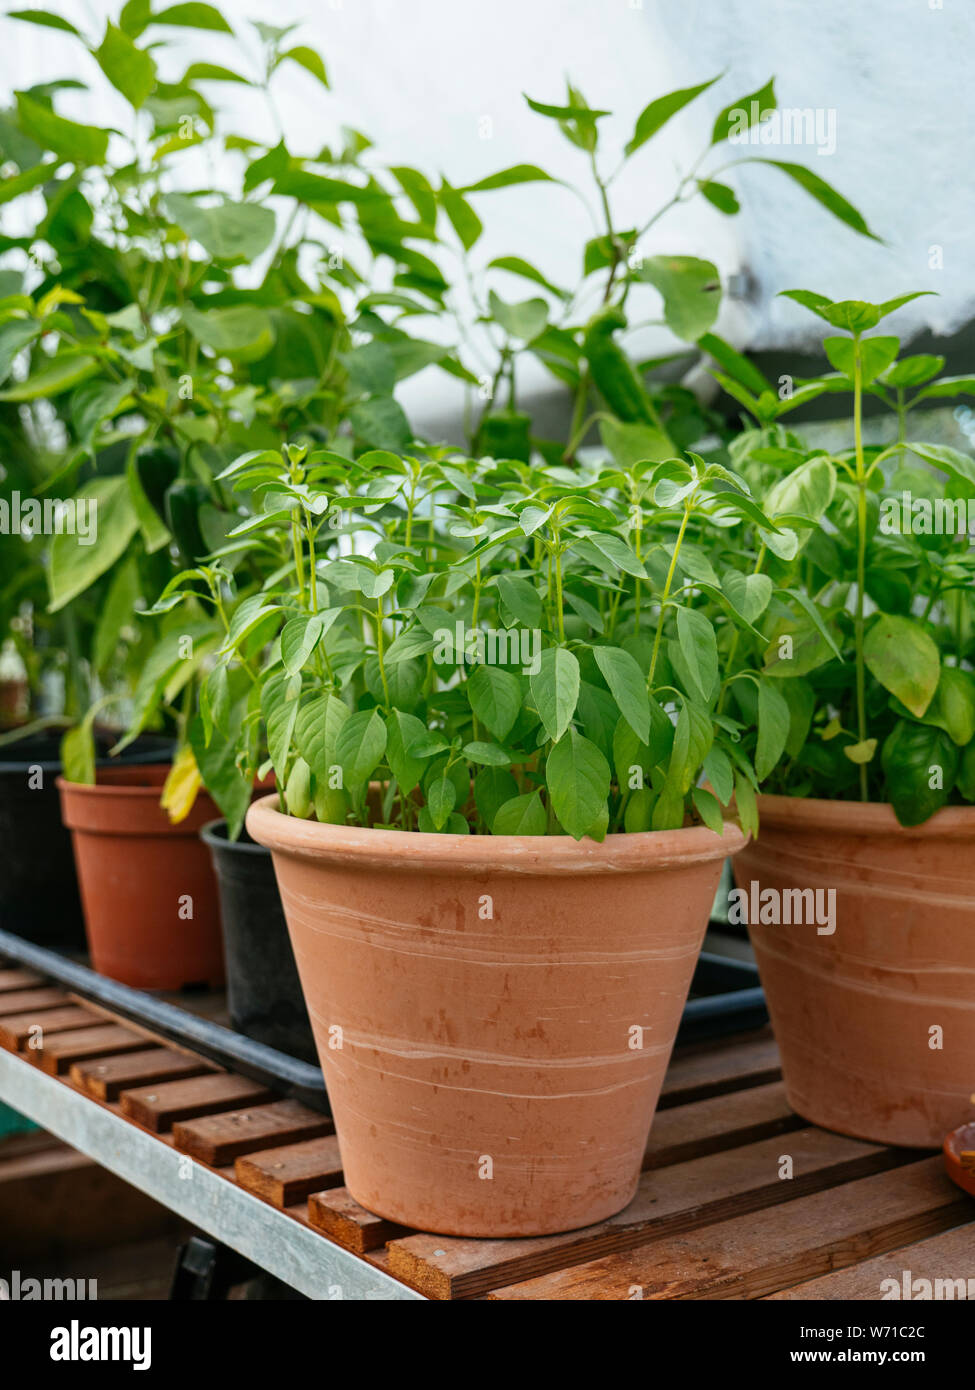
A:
734 770 759 839
349 397 411 452
61 723 96 785
165 194 276 262
882 720 958 827
487 256 568 301
189 711 250 839
675 606 718 703
463 741 511 766
546 728 610 840
94 22 156 108
294 692 349 782
386 709 428 795
864 614 940 719
15 91 108 165
0 352 100 401
593 646 651 743
439 181 482 250
278 45 328 88
901 665 975 747
9 8 82 34
181 304 274 360
487 290 548 342
626 76 721 156
151 3 233 31
711 77 776 144
335 708 387 787
530 646 580 743
48 475 138 612
492 790 547 835
697 179 740 215
281 612 326 676
261 671 300 783
467 663 521 741
721 570 773 624
495 573 542 628
0 319 40 384
906 442 975 491
756 677 790 780
426 770 456 829
742 159 878 240
635 255 721 341
702 746 734 805
462 164 555 193
692 786 724 835
126 453 170 553
823 335 898 384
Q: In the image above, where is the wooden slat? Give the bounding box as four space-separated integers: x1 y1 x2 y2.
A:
0 987 68 1016
236 1136 343 1206
487 1159 970 1300
0 1005 102 1052
659 1032 781 1109
172 1099 332 1166
0 968 43 993
120 1074 272 1133
766 1222 975 1299
643 1081 800 1170
386 1126 906 1300
307 1187 411 1254
71 1048 213 1102
33 1024 148 1076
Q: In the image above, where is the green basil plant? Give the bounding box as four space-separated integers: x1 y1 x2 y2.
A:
702 292 975 825
135 439 787 839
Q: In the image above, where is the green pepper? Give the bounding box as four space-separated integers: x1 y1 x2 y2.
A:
164 479 210 564
134 444 179 525
583 307 658 426
475 410 532 463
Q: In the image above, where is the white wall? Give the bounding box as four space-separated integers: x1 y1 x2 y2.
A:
3 0 972 427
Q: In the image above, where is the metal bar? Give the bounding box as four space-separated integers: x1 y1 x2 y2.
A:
0 928 328 1113
0 1049 424 1301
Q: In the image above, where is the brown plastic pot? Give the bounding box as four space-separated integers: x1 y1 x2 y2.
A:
58 765 224 990
247 794 745 1237
735 795 975 1149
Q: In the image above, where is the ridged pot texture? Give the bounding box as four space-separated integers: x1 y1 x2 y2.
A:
247 794 744 1237
735 796 975 1149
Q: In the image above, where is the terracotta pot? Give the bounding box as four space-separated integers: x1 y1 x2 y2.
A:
58 765 224 990
735 795 975 1149
247 794 744 1237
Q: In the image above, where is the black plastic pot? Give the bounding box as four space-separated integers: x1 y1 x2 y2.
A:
0 730 174 948
201 819 317 1064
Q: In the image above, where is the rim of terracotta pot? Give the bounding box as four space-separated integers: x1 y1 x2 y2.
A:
246 792 746 876
56 763 173 796
752 792 975 840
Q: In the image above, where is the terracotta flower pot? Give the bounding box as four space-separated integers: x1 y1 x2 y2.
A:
58 765 224 990
247 794 744 1237
734 795 975 1149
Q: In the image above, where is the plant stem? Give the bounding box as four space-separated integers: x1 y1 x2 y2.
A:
648 503 691 687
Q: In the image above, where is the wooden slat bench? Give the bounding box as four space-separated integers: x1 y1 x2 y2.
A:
1 957 971 1300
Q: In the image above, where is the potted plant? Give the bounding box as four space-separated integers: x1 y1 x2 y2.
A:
710 292 975 1148
144 436 780 1236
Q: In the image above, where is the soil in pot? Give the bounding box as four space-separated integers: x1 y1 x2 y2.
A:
201 819 316 1064
247 794 744 1238
0 731 173 947
58 763 223 989
734 795 975 1149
